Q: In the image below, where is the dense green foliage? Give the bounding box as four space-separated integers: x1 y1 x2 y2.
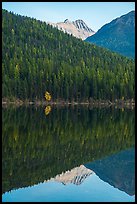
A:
2 9 135 101
85 11 135 58
2 107 135 193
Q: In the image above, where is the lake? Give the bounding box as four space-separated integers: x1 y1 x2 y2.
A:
2 105 135 202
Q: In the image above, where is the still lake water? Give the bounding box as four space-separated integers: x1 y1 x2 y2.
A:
2 106 135 202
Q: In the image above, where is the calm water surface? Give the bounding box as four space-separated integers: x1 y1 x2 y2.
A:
2 106 135 202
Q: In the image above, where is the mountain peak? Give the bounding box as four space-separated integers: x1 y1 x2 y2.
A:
64 19 71 23
48 18 95 40
72 19 94 33
75 19 84 23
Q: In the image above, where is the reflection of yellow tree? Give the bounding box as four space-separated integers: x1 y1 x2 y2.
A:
44 106 51 116
44 91 51 101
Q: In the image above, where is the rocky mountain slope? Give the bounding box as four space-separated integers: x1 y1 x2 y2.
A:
48 19 95 40
85 11 135 58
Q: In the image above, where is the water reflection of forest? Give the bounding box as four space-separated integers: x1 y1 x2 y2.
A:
2 107 135 194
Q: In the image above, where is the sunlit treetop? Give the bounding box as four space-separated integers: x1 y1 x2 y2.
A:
45 91 51 101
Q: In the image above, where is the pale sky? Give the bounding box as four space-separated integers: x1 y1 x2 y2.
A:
2 2 135 32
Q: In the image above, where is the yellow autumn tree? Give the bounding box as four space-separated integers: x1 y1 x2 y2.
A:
44 91 51 101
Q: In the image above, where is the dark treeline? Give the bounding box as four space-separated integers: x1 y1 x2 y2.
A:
2 107 135 193
2 9 135 101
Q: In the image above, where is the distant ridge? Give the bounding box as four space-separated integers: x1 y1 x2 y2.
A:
85 11 135 58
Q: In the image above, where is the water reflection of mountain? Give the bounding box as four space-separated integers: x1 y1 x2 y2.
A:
46 165 94 185
2 107 135 194
85 148 135 196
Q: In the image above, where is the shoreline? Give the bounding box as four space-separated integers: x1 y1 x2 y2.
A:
2 98 135 108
